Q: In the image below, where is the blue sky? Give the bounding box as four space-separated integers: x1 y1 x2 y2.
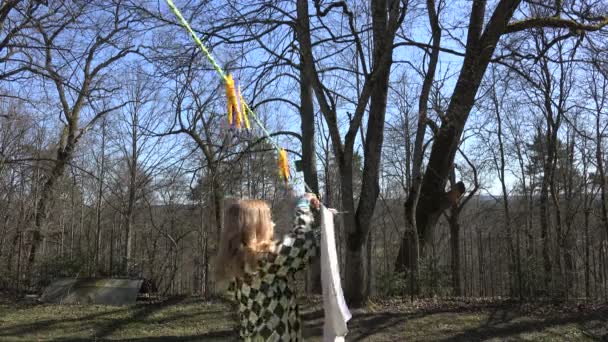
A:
8 0 563 201
153 0 522 197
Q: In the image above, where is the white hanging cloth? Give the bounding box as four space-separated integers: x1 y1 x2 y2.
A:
320 206 352 342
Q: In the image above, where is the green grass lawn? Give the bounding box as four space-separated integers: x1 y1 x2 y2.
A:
0 297 606 341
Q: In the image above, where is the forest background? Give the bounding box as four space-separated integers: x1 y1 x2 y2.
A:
1 0 608 309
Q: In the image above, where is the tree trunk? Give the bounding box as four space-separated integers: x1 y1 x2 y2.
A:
597 109 608 243
494 91 517 297
341 163 364 304
408 207 420 300
201 201 210 297
95 119 107 275
366 230 374 298
124 105 139 275
413 0 522 255
478 228 484 297
449 210 461 296
539 160 553 294
211 177 224 293
395 0 441 274
26 131 76 277
514 133 532 297
110 213 117 275
124 212 134 275
489 234 494 297
298 0 405 307
296 0 321 293
584 204 591 299
343 0 400 307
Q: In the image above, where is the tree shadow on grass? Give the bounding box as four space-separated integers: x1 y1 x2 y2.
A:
438 307 608 342
303 303 608 341
92 296 194 339
349 311 408 340
301 308 407 340
3 298 605 341
54 329 238 342
89 296 238 341
0 296 238 341
0 305 131 338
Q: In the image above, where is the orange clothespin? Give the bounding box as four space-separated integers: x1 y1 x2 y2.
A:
278 149 290 182
225 74 241 128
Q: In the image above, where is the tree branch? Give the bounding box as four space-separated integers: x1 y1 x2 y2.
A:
506 16 608 34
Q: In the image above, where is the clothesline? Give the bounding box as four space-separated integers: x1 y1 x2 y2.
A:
164 0 290 181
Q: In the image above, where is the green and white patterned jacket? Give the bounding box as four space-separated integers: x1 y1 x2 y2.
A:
231 201 320 341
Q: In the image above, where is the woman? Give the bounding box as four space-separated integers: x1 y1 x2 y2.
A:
216 193 321 341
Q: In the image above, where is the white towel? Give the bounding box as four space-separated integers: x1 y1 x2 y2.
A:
320 206 352 342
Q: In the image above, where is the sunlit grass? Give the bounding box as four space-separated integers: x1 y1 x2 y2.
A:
0 297 605 341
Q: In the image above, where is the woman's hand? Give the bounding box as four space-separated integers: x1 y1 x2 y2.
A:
303 193 321 210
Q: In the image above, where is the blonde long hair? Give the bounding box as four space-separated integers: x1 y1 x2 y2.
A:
215 200 276 283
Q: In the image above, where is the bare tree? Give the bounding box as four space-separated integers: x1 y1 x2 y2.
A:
296 0 408 306
109 69 166 275
485 67 520 297
590 63 608 244
399 0 608 282
0 0 48 81
17 1 140 277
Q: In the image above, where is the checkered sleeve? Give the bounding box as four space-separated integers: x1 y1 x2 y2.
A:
271 205 320 276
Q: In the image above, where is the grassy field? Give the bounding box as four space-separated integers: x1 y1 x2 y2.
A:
0 297 606 341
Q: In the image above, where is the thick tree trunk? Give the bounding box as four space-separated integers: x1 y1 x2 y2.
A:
298 0 406 306
343 0 395 303
296 1 320 202
296 0 321 293
313 0 399 306
412 0 522 256
395 0 441 274
26 130 76 277
416 82 480 247
340 160 363 304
